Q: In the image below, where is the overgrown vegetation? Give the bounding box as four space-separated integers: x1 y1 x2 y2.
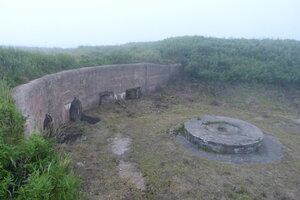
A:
0 36 300 199
159 37 300 84
1 36 300 86
0 48 77 86
0 80 81 199
0 80 24 143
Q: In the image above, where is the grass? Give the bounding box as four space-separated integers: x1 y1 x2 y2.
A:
58 81 300 199
172 123 185 136
2 36 300 87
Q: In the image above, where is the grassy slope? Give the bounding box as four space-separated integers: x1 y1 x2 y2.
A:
1 36 300 87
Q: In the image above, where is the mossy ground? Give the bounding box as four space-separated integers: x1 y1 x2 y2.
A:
58 81 300 200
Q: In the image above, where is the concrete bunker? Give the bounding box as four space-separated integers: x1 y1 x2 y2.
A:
12 63 182 135
126 87 141 100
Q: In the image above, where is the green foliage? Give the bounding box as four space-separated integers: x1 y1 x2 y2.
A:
173 123 185 136
0 80 80 199
1 36 300 86
0 80 24 142
159 37 300 84
0 48 77 86
0 134 81 200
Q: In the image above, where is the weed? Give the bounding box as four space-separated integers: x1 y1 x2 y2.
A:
173 123 185 136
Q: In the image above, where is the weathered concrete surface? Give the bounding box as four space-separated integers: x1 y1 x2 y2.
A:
13 63 182 135
118 160 145 190
109 134 145 190
111 136 132 156
184 115 264 154
176 134 282 164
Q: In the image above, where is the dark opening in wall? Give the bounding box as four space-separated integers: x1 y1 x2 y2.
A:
70 97 82 122
99 91 115 105
126 87 141 99
70 97 100 124
43 114 53 137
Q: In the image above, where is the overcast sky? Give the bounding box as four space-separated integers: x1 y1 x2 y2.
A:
0 0 299 48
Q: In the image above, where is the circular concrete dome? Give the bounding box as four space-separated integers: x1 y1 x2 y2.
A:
184 115 264 154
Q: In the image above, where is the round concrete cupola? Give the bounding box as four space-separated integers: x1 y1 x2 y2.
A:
184 115 264 154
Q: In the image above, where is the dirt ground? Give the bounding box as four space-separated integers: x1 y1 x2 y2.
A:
58 80 300 200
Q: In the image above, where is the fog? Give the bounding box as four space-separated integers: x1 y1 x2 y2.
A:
0 0 299 48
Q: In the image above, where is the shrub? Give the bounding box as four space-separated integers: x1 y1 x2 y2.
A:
0 134 81 200
0 80 81 199
2 36 300 86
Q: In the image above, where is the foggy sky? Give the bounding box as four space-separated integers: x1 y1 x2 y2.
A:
0 0 299 48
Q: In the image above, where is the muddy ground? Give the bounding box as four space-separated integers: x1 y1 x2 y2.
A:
58 81 300 200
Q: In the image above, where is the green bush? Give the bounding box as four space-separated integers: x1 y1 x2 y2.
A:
0 134 81 200
0 80 80 199
67 37 300 85
158 37 300 84
0 48 78 86
2 36 300 86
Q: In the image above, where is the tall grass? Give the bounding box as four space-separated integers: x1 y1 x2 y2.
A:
0 80 24 143
1 36 300 86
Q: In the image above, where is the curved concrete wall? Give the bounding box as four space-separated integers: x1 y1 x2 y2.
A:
13 63 181 135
